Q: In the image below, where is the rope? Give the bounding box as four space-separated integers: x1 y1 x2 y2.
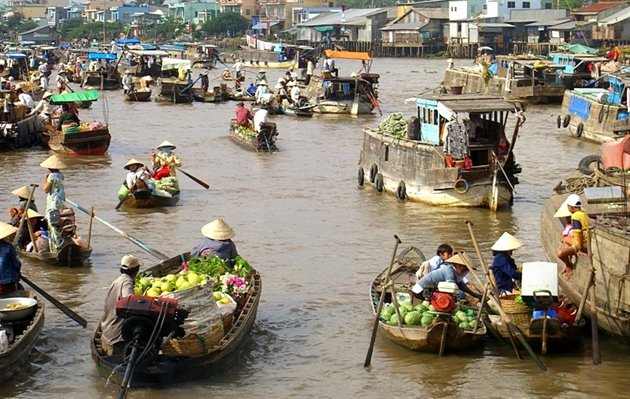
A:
563 174 598 194
593 167 630 188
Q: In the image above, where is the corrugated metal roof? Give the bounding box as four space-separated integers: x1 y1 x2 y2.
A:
550 20 595 30
381 21 430 31
477 23 515 28
525 18 571 27
423 94 514 113
297 8 385 27
599 6 630 24
573 2 626 14
508 9 569 23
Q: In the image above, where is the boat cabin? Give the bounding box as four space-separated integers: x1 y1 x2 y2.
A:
414 94 514 168
0 53 30 81
549 53 608 79
160 57 192 79
494 55 565 88
124 49 169 77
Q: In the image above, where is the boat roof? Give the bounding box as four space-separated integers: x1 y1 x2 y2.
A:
418 94 513 112
324 49 371 61
50 90 100 104
161 57 192 71
550 52 609 62
88 52 117 60
3 53 27 59
129 49 169 57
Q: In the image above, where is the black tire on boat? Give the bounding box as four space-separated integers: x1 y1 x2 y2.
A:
358 167 365 186
578 155 603 175
369 164 378 183
375 173 384 192
576 123 584 138
557 115 562 129
562 114 570 128
598 107 605 124
396 181 406 200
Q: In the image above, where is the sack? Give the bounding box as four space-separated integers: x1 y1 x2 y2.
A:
164 283 221 336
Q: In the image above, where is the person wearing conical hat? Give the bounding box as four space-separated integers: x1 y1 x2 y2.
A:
255 69 267 85
28 90 54 123
554 196 574 243
412 252 481 299
557 194 591 278
8 185 38 226
254 80 270 104
16 209 48 252
41 154 67 251
122 158 153 194
122 70 133 94
191 218 239 267
491 232 523 295
151 140 181 180
0 221 22 297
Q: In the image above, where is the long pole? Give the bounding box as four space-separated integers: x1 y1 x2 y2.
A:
13 184 38 248
364 234 401 368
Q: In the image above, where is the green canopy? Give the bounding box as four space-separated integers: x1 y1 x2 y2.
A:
314 26 334 32
558 44 597 55
50 90 100 104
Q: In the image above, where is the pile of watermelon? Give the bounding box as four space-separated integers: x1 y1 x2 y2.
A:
379 300 480 330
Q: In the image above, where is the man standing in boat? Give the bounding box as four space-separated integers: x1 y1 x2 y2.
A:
100 255 141 355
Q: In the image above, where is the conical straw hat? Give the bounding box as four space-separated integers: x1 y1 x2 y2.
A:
445 252 477 270
553 197 573 218
40 155 67 170
26 209 43 219
0 222 18 240
201 218 235 240
124 158 144 170
157 140 176 149
491 232 523 251
11 185 32 199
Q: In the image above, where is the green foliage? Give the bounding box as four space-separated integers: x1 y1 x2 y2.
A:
61 21 126 41
199 12 249 36
138 16 184 42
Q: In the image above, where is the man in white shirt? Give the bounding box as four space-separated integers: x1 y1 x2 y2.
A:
16 87 34 109
289 81 301 105
253 108 268 133
305 58 315 85
232 61 243 79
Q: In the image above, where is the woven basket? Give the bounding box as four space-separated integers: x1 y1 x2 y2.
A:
161 321 224 357
500 294 532 325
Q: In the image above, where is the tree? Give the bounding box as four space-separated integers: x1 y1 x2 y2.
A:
62 21 126 42
198 12 249 37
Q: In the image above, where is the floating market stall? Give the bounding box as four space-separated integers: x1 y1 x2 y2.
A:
229 119 278 152
156 58 194 104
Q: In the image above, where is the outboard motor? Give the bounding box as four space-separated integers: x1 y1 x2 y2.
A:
421 281 457 313
115 295 188 399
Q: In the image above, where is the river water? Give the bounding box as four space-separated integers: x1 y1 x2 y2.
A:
1 58 628 398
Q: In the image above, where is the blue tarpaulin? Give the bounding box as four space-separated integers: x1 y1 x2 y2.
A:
88 52 117 60
117 38 140 46
568 96 591 121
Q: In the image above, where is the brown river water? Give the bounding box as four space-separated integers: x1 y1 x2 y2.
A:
1 58 629 398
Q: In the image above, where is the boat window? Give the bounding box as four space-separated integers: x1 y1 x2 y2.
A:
433 110 438 126
385 145 389 161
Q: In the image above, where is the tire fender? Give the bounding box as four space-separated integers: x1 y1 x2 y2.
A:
576 123 584 138
369 164 378 183
396 181 406 200
358 167 365 186
578 155 603 175
562 114 570 128
557 115 561 129
375 173 384 192
454 178 469 194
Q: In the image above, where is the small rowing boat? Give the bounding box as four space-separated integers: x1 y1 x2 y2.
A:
229 120 278 152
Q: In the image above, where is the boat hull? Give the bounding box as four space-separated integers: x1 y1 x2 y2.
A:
85 73 121 90
121 190 180 209
44 127 111 156
18 238 92 266
91 254 261 387
229 122 278 152
0 295 45 383
540 193 630 341
124 91 151 102
157 79 193 104
358 128 513 208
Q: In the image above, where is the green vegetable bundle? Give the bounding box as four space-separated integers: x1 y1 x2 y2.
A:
379 300 437 326
377 113 407 138
452 308 479 330
188 255 228 277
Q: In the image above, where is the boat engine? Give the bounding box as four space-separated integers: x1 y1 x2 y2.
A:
421 281 457 313
115 295 189 399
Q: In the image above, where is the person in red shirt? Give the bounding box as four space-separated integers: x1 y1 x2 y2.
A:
235 102 253 129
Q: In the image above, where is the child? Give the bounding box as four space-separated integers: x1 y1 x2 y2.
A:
415 244 453 279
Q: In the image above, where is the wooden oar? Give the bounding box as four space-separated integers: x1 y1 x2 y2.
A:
20 275 87 328
176 167 209 189
364 234 401 368
13 184 38 247
66 198 169 261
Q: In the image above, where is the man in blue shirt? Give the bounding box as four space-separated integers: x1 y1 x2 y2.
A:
0 222 21 297
412 253 481 299
415 244 453 278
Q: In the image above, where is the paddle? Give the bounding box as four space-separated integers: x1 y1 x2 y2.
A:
20 274 87 328
13 183 38 247
66 198 169 261
364 234 401 368
176 167 209 189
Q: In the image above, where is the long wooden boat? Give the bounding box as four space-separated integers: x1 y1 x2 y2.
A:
557 74 630 144
91 253 261 387
83 52 121 90
0 293 45 383
282 106 314 118
358 94 523 210
41 90 111 156
221 37 314 69
370 247 486 353
17 236 92 266
443 55 566 104
119 187 180 209
156 78 193 104
124 90 151 102
303 50 380 115
229 120 278 152
0 113 41 150
540 174 630 343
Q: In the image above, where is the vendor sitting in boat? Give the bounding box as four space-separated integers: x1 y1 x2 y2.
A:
491 232 523 295
151 140 181 180
235 102 253 129
0 222 22 298
415 244 453 279
123 158 153 193
8 185 38 227
15 209 48 252
100 255 141 355
191 218 239 267
412 253 481 299
55 103 80 131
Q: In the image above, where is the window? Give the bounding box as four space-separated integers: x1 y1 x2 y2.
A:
523 1 530 8
507 1 515 8
544 2 552 9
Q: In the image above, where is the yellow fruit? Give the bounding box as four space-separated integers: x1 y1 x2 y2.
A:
165 274 177 283
213 292 222 300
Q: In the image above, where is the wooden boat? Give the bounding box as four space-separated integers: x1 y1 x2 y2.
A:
83 52 121 90
91 253 261 387
192 86 227 103
119 187 180 209
229 120 278 152
0 111 41 151
17 236 92 266
221 36 314 69
370 247 487 353
540 169 630 342
0 293 45 383
155 58 194 104
304 50 380 115
443 54 566 104
358 94 523 210
548 52 609 88
124 90 151 102
557 74 630 144
282 106 314 118
40 90 111 156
